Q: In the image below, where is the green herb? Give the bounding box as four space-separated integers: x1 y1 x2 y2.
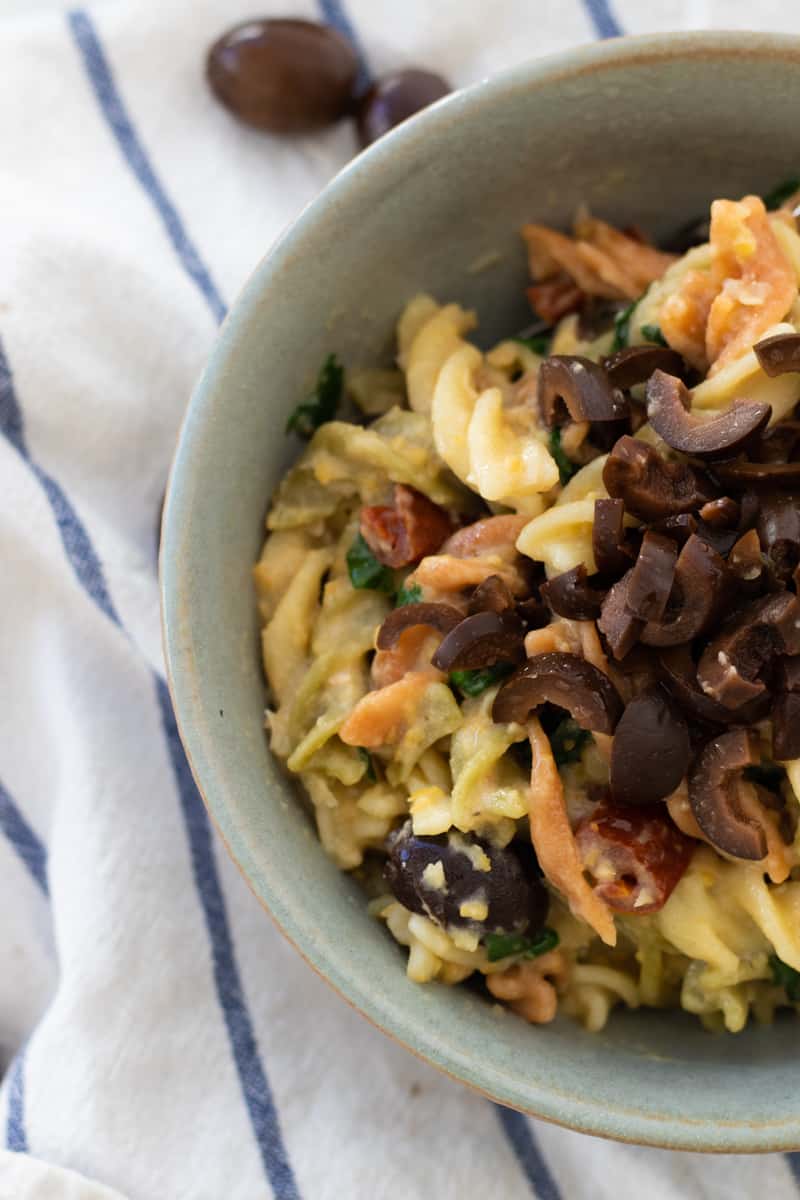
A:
357 747 377 782
744 763 785 792
450 663 514 698
549 427 576 486
486 928 560 963
610 300 637 352
285 353 344 438
395 581 423 607
549 717 591 766
513 333 551 357
770 954 800 1001
640 323 668 347
346 534 395 592
763 177 800 211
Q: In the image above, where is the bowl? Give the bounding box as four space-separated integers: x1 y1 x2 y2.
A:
161 30 800 1151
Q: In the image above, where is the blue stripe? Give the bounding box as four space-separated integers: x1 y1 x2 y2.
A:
31 462 121 625
67 9 227 325
155 679 300 1199
0 341 120 628
0 780 48 897
581 0 623 38
316 0 372 91
0 338 300 1196
494 1106 562 1200
5 1051 28 1153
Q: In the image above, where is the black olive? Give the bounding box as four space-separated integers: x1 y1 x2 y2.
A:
384 822 547 936
207 19 358 134
356 69 450 146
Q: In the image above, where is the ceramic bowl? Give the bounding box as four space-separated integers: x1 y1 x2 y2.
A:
162 31 800 1151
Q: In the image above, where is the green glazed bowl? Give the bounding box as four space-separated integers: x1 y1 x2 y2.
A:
162 31 800 1152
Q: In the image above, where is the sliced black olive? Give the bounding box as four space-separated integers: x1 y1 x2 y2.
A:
431 610 524 672
712 460 800 490
659 645 771 727
492 652 623 734
756 420 800 463
592 497 633 578
603 436 716 522
540 565 605 620
696 591 800 708
689 729 767 860
597 570 644 661
377 602 463 650
468 574 515 615
772 654 800 759
515 596 550 632
754 332 800 377
640 535 726 647
646 370 770 460
776 656 800 693
757 492 800 584
610 686 690 806
538 356 629 428
626 531 678 622
603 345 685 391
773 693 800 760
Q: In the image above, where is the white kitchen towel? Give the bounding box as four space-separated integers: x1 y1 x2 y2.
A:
2 2 800 1198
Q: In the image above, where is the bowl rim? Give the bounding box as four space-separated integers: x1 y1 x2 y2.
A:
162 28 800 1153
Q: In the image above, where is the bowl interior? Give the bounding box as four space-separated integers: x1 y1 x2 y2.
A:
162 32 800 1152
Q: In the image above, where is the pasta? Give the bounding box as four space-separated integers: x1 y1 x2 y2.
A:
256 188 800 1035
416 302 560 511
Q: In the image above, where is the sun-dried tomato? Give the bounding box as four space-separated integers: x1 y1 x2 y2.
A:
575 802 693 914
359 485 452 568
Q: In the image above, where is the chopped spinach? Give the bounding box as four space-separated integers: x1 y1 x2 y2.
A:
640 323 668 347
346 533 395 592
549 717 591 766
513 333 551 357
549 427 576 486
395 581 423 607
486 927 560 963
357 747 377 782
285 353 344 438
450 663 515 698
610 300 637 352
744 763 785 793
763 177 800 211
770 954 800 1001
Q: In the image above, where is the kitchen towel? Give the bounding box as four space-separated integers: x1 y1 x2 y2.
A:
2 1 800 1197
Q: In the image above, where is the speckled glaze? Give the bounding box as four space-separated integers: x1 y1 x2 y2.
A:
162 33 800 1152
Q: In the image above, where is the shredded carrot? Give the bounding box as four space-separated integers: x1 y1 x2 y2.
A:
661 195 797 375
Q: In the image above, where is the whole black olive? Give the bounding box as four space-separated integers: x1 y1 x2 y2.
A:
384 822 547 936
357 69 450 146
207 19 358 134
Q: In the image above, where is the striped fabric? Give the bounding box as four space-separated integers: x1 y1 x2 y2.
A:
1 1 800 1196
